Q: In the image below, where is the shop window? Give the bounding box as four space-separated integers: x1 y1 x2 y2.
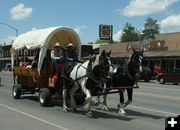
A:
162 60 174 73
176 60 180 68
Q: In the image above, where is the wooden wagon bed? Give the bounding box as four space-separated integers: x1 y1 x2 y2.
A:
13 66 49 88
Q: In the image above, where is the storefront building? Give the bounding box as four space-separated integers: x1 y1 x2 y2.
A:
100 32 180 73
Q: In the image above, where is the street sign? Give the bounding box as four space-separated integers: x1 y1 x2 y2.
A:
99 25 113 41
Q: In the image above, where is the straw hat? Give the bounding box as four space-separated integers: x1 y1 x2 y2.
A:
67 43 74 47
54 42 61 47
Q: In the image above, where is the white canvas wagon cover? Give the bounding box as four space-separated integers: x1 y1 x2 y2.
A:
11 26 81 73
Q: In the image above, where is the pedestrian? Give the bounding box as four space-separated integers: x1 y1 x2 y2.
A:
157 64 162 75
154 63 158 80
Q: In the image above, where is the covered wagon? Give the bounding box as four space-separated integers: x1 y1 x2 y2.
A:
11 26 85 106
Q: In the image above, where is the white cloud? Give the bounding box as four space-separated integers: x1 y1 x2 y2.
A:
117 0 179 17
10 3 33 20
113 30 123 41
160 14 180 32
0 36 16 45
74 26 87 36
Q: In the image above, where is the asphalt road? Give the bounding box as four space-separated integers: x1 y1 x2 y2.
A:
0 71 180 130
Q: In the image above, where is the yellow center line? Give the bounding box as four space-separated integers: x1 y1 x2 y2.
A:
1 76 180 100
134 91 180 100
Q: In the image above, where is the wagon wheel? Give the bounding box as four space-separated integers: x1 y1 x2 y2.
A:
39 88 51 107
159 77 165 84
12 83 22 99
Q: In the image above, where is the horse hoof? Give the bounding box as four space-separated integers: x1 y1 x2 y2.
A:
102 106 109 111
118 108 126 116
63 108 68 112
83 106 89 113
94 101 100 106
118 112 126 117
86 111 93 118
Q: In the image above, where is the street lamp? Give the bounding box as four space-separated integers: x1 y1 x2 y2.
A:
0 23 18 71
0 23 18 37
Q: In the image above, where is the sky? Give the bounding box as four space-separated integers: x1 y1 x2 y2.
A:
1 0 180 45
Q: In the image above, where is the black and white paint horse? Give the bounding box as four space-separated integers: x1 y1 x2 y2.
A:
95 49 144 116
62 50 113 116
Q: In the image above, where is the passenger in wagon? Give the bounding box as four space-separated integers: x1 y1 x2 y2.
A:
51 42 65 72
65 43 79 62
31 55 38 69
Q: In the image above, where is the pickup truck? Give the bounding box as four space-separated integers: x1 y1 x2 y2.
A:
158 68 180 85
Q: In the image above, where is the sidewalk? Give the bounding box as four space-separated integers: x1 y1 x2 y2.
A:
0 70 13 73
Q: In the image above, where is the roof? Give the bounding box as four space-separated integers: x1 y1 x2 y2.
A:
143 50 180 57
81 43 108 49
93 43 108 49
110 53 130 58
0 57 11 60
155 32 180 36
1 45 12 49
110 50 180 58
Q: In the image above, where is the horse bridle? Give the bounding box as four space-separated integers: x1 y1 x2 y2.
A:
83 53 113 89
130 53 143 72
99 54 113 76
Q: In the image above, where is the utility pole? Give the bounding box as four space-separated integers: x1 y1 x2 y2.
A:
0 23 18 37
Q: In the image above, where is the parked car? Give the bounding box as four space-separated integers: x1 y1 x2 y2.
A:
158 68 180 84
136 66 152 82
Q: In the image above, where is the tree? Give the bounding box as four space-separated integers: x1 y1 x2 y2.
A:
87 42 94 44
95 39 111 44
121 23 142 42
142 17 160 40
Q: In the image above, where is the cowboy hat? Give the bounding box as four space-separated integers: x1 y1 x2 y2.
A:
67 43 74 47
54 42 61 47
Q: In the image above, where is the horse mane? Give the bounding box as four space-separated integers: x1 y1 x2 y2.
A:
115 53 136 81
92 54 100 68
87 54 106 83
88 54 100 76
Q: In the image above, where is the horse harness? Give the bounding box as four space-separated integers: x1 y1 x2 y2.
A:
62 60 109 90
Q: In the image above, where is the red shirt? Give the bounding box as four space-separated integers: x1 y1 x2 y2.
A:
24 62 30 67
157 66 162 74
154 66 158 73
